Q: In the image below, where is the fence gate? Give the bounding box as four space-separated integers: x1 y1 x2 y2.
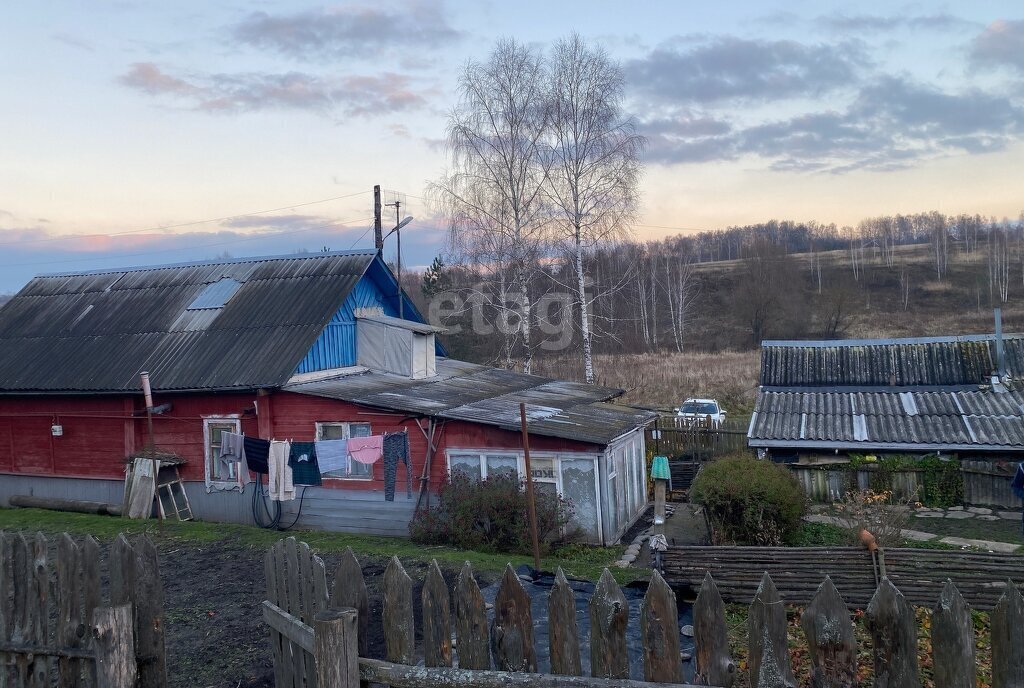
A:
0 531 167 688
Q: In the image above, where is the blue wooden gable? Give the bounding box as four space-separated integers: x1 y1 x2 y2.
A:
295 255 444 374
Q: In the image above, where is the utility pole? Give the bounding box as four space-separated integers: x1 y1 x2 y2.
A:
519 402 542 574
386 199 405 319
373 185 383 252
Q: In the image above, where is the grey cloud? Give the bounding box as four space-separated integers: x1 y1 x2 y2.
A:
643 76 1024 172
626 36 866 104
817 13 975 33
970 19 1024 73
119 63 427 116
220 214 333 231
52 32 96 51
232 2 462 62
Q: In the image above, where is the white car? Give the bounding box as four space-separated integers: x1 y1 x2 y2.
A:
676 398 726 426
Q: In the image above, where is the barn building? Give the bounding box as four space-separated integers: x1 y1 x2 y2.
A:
0 250 653 544
748 331 1024 505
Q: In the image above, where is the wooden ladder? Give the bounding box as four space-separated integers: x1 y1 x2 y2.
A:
156 466 193 521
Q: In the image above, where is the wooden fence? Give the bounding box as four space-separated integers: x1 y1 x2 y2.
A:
962 460 1021 509
262 537 1024 688
647 417 748 463
660 545 1024 610
0 531 167 688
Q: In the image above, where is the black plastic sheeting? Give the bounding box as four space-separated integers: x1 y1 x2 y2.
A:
479 566 696 681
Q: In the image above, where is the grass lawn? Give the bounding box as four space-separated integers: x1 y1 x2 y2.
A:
906 512 1024 546
790 521 962 550
0 507 633 583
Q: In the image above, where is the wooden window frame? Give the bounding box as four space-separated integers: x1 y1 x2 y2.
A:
315 421 374 481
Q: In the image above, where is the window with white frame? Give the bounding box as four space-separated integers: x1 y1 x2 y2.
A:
204 417 241 487
316 422 373 479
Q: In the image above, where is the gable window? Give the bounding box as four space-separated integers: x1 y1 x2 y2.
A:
316 422 373 480
204 417 241 490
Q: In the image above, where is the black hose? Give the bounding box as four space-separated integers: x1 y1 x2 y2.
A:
251 472 308 531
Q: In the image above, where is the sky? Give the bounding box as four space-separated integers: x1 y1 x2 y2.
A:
1 1 1022 291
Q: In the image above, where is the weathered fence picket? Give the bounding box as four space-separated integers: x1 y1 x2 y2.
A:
491 564 536 673
549 568 582 677
931 581 975 688
865 578 919 688
641 570 681 683
801 577 856 688
421 560 452 668
991 581 1024 688
748 573 795 688
262 540 1024 688
0 531 161 688
590 569 629 680
330 548 369 657
382 556 415 666
453 563 489 671
693 572 735 687
265 536 328 688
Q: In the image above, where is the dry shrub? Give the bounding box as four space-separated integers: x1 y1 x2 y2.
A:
833 489 918 548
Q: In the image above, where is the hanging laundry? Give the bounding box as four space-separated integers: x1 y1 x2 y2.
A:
316 439 350 475
219 431 245 472
288 441 321 486
242 436 271 474
268 440 295 501
348 435 384 465
382 432 412 501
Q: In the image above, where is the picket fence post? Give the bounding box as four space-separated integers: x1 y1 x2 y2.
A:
314 608 359 688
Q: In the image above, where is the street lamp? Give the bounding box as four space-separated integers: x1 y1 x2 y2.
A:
383 212 413 318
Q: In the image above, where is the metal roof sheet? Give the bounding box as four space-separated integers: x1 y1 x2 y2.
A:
0 250 377 392
749 388 1024 450
284 359 655 446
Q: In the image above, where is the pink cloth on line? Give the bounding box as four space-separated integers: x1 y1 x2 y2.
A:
348 435 384 465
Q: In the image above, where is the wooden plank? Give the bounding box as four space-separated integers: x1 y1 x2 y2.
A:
548 568 581 677
108 536 134 609
81 536 100 688
265 542 289 688
11 533 29 688
589 569 628 680
283 538 307 688
421 560 452 668
330 548 369 657
693 573 735 687
25 533 47 688
491 564 536 673
0 533 14 688
991 580 1024 688
865 578 919 688
800 577 856 688
91 605 135 688
382 556 415 665
931 581 976 688
132 536 167 688
297 541 318 687
748 573 795 688
453 563 489 671
263 601 314 654
57 534 82 688
641 569 681 683
315 609 359 688
357 657 706 688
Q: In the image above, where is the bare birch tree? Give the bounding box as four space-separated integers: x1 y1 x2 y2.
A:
545 34 644 383
430 39 552 372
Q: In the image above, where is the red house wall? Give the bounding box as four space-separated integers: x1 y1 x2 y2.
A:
0 390 604 492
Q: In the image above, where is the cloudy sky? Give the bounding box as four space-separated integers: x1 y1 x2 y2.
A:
1 1 1022 291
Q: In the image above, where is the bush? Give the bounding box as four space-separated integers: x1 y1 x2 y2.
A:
409 474 575 554
690 454 807 545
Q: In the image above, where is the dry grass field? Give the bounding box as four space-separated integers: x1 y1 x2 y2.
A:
531 349 761 414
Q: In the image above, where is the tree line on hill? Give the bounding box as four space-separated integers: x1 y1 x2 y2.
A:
411 210 1024 372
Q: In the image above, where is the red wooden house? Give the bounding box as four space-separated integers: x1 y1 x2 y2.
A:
0 251 653 544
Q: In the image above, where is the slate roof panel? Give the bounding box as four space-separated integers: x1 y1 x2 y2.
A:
0 251 377 392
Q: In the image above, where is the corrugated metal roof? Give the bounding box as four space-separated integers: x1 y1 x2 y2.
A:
0 250 377 392
748 388 1024 451
284 359 656 446
760 334 1024 387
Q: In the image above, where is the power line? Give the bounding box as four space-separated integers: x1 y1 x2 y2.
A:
3 216 374 269
0 190 371 248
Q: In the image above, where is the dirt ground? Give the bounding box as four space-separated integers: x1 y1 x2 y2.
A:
154 537 498 688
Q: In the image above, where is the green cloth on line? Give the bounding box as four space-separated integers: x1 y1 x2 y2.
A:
287 442 321 486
